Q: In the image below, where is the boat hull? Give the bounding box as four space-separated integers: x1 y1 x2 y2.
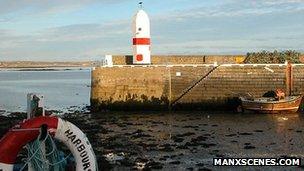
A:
241 96 303 114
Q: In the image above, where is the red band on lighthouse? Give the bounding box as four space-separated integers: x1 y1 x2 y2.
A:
133 38 150 45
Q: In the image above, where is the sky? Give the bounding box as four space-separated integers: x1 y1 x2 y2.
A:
0 0 303 61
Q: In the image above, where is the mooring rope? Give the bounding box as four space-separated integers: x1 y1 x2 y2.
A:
171 65 220 106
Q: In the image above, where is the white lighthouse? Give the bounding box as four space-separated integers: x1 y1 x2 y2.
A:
132 2 151 65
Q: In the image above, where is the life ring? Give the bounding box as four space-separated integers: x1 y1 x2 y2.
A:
0 116 97 171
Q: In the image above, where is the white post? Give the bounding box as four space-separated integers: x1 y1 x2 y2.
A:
105 55 113 67
27 93 45 118
27 93 46 171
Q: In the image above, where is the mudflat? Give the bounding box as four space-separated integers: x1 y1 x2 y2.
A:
1 111 304 170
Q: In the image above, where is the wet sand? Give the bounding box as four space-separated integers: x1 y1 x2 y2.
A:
1 110 304 170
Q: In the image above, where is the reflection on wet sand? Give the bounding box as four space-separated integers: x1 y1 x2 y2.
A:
270 113 299 133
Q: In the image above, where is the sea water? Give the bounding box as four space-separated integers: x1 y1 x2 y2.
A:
0 69 91 113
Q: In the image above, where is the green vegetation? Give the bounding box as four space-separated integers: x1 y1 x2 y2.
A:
244 50 301 64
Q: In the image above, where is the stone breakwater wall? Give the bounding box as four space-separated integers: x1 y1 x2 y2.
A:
109 55 304 65
111 55 245 65
91 64 304 111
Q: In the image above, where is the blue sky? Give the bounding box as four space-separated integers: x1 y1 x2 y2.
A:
0 0 303 61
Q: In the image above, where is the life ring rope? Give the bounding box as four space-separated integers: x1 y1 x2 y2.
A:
19 132 71 171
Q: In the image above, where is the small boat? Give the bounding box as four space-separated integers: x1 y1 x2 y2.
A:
240 95 303 113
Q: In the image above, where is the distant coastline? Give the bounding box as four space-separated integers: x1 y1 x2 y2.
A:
0 67 91 72
0 61 92 69
1 52 303 69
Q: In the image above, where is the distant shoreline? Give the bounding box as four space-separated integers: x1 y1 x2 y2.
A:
0 61 92 68
0 67 91 71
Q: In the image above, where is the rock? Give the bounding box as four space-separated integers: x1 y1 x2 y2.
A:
170 155 177 159
134 161 147 170
201 143 217 148
131 129 151 139
192 136 208 142
196 163 204 166
117 123 127 127
131 133 151 139
159 157 167 161
133 129 144 134
215 154 224 158
176 145 189 149
169 160 181 165
225 134 237 137
244 145 256 149
185 142 199 147
135 157 149 163
158 144 175 152
120 159 134 167
100 127 110 134
182 132 196 137
254 130 263 132
149 162 163 169
96 156 112 170
198 168 212 171
238 132 253 135
298 165 304 169
183 125 199 128
172 136 184 143
104 152 125 164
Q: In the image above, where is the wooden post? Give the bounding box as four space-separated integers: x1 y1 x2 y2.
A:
27 93 45 171
27 93 45 118
285 62 293 96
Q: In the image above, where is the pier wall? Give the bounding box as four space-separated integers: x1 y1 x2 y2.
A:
91 64 304 111
112 55 245 65
293 65 304 94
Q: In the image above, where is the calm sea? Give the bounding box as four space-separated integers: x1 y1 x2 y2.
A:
0 69 91 113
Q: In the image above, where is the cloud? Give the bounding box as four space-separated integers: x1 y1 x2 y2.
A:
261 0 304 5
0 29 34 49
0 0 126 15
156 0 304 21
36 21 130 42
148 0 304 55
0 19 132 60
0 0 303 60
153 38 304 55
